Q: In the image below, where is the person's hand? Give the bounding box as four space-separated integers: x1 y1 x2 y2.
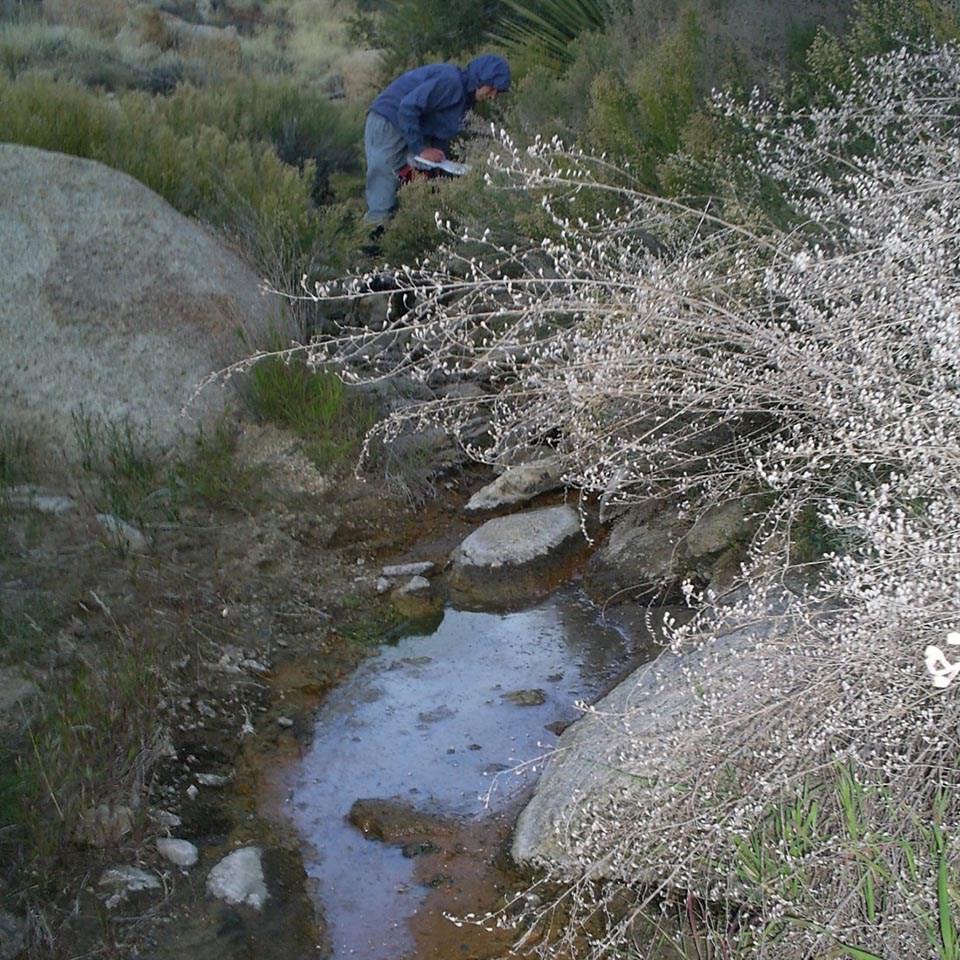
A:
417 147 445 163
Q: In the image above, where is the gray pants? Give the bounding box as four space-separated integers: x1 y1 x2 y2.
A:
364 111 408 223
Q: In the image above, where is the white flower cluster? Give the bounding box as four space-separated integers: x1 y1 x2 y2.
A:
306 42 960 959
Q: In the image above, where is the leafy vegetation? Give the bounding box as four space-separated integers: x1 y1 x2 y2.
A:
247 352 377 469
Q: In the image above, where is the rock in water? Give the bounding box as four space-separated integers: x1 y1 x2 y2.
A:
447 505 583 605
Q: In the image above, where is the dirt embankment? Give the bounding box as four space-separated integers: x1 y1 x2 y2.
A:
0 422 494 960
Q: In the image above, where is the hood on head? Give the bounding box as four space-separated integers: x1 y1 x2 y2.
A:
466 54 511 93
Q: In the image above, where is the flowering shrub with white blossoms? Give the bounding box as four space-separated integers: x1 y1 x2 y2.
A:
306 42 960 960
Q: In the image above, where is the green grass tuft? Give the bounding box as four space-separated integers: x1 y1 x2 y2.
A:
0 425 37 489
72 411 179 527
177 419 265 508
247 353 376 469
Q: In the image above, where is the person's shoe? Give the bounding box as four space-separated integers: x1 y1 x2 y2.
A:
361 224 385 257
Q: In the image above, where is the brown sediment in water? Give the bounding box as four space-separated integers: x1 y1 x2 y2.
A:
405 796 533 960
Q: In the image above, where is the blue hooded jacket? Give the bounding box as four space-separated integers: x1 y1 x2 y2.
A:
370 54 511 155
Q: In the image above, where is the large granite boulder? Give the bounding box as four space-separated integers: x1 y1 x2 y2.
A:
511 608 781 882
0 143 291 458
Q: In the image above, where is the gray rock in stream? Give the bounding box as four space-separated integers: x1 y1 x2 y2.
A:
447 505 584 605
465 458 564 512
206 847 268 909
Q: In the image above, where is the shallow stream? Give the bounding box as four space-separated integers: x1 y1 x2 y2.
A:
277 584 662 959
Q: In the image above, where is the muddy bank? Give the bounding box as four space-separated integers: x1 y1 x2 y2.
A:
0 423 485 960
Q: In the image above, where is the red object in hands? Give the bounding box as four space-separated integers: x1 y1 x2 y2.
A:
418 147 446 163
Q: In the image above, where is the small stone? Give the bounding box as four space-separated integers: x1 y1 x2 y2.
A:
152 809 182 829
196 772 234 788
186 784 199 800
483 762 510 775
395 575 431 596
418 704 456 724
98 865 161 909
8 486 76 515
215 646 244 673
276 716 294 728
381 561 435 578
96 513 149 553
376 577 391 594
241 658 270 674
157 837 199 868
206 847 267 909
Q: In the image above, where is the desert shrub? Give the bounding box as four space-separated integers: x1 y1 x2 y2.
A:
577 14 703 188
507 32 608 142
0 73 326 274
157 76 363 202
40 0 129 33
506 7 706 188
796 0 959 103
307 42 960 958
347 0 505 76
0 21 114 79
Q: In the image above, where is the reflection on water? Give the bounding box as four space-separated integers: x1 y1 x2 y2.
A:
280 584 660 960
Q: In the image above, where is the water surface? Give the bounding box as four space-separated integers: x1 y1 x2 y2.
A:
280 585 658 959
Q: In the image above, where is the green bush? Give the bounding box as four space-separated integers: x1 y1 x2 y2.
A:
0 73 332 276
348 0 505 76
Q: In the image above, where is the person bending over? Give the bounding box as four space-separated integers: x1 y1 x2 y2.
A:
364 53 511 223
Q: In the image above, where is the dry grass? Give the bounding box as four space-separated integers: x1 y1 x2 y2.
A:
282 0 363 84
40 0 130 33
